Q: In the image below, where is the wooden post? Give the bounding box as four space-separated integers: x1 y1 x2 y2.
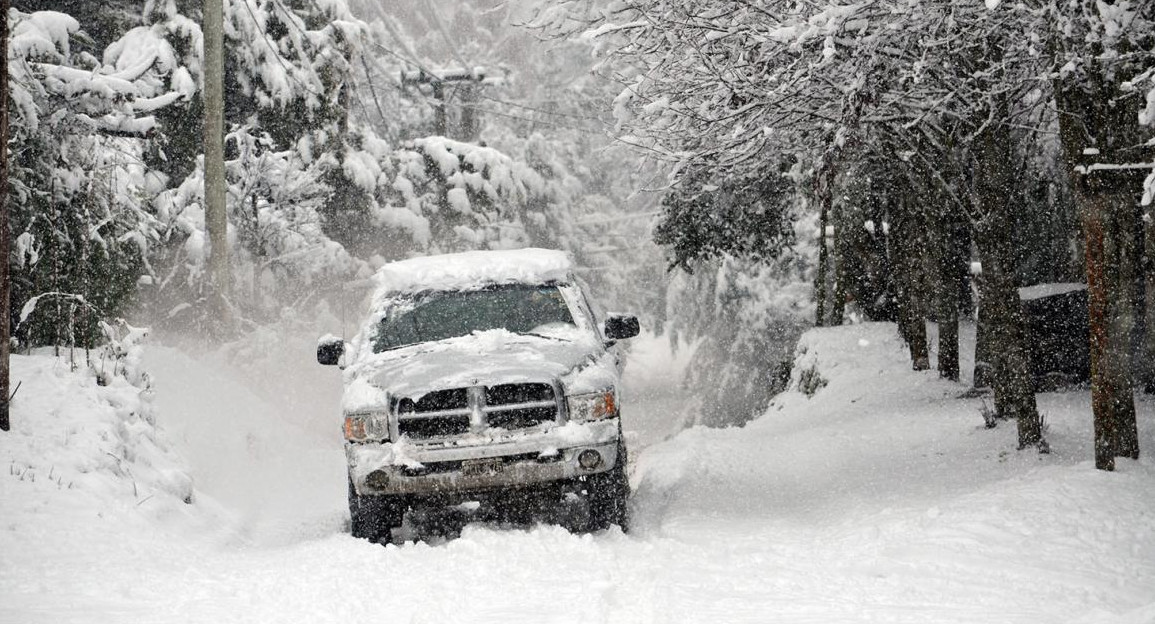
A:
431 81 447 137
204 0 229 328
401 68 487 142
460 83 477 141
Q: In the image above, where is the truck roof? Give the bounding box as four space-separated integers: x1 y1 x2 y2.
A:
372 248 573 299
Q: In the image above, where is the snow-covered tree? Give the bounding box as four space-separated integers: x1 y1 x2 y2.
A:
531 0 1125 451
7 9 169 347
2 0 11 432
124 0 379 331
665 222 816 428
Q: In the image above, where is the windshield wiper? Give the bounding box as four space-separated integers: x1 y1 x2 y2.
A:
515 331 572 342
380 341 421 352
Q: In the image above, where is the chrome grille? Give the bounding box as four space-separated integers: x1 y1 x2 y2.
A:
485 383 557 430
396 389 471 438
397 383 558 440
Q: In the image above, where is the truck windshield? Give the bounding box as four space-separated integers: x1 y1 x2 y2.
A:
372 284 576 352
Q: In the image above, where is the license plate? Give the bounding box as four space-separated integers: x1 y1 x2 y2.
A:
461 458 504 477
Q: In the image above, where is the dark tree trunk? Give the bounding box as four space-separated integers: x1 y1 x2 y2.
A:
1143 209 1155 394
1056 71 1143 470
974 227 1042 448
974 266 1014 421
973 121 1044 451
811 81 872 327
936 215 967 382
815 190 830 327
938 308 960 381
1078 179 1141 468
832 227 847 326
859 198 895 322
892 199 930 370
1 0 10 432
957 224 975 319
973 298 993 389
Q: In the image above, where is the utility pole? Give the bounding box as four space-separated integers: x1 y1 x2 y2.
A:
1 0 11 432
203 0 229 330
401 68 488 141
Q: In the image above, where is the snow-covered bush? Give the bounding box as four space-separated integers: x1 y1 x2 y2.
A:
796 365 828 399
94 319 153 388
1 335 195 517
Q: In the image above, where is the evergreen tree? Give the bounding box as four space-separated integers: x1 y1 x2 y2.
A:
8 9 167 348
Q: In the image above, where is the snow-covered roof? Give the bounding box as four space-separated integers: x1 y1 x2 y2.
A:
1018 282 1086 301
373 248 572 298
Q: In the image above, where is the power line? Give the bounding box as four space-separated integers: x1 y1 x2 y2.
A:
574 210 660 225
476 93 609 125
466 105 583 131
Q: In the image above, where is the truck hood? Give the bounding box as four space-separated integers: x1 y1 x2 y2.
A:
347 329 611 406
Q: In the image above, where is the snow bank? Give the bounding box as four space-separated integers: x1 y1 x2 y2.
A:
631 322 1155 622
0 352 194 512
0 346 210 596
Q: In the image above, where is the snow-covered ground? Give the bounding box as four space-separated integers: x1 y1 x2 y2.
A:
2 323 1154 624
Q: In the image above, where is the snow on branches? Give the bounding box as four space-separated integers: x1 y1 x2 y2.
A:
7 9 185 348
535 0 1153 192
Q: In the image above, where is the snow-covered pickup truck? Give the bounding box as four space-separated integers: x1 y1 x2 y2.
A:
317 249 639 543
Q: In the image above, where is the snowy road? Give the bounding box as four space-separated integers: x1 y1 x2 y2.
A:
4 325 1155 624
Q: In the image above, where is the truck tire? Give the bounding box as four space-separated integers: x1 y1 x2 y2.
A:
586 442 630 532
348 480 405 544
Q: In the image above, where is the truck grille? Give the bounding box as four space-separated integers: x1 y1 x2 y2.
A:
485 383 557 430
397 383 558 440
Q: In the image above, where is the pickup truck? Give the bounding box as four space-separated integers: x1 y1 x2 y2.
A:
318 248 639 544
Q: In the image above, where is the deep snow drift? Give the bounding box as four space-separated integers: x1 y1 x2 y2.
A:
2 322 1153 624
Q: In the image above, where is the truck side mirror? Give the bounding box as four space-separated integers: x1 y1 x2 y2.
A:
604 314 640 341
317 336 345 366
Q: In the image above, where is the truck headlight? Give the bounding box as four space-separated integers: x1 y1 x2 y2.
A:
343 411 388 441
567 390 618 422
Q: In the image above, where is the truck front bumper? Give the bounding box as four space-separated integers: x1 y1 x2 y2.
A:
347 419 621 497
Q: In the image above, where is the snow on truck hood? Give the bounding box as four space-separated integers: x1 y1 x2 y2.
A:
342 329 618 412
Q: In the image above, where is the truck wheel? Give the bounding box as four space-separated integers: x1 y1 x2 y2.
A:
586 443 630 532
348 480 405 544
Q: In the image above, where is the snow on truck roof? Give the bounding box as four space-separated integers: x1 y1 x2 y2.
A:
373 248 573 297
